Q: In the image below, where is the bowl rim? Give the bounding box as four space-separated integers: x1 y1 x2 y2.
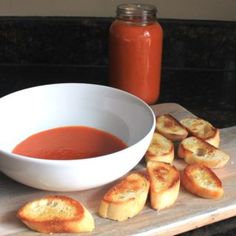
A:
0 83 156 164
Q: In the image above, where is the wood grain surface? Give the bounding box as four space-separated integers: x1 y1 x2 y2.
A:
1 103 236 236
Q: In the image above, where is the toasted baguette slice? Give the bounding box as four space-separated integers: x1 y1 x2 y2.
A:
180 117 220 147
98 172 150 221
156 114 188 141
181 164 224 199
178 136 230 168
145 132 174 164
147 161 180 210
17 195 94 233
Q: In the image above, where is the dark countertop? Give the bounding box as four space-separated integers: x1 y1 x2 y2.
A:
0 65 235 129
0 17 236 235
0 17 235 130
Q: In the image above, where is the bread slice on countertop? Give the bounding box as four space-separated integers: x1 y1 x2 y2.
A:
156 114 188 141
145 132 174 164
147 161 180 210
98 172 150 221
17 195 94 233
180 117 220 147
181 164 224 199
178 136 230 168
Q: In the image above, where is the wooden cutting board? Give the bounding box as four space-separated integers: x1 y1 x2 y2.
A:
1 103 236 236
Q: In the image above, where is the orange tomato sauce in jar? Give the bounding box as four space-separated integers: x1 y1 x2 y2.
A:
12 126 127 160
109 4 163 105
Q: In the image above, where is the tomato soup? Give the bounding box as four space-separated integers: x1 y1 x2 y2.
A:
12 126 127 160
109 4 163 105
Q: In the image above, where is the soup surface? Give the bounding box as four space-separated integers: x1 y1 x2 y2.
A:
12 126 127 160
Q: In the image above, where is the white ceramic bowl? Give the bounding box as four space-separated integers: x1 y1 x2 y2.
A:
0 83 155 191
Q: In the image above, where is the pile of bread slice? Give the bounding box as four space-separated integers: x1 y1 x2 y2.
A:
17 114 230 233
99 114 230 222
147 114 230 201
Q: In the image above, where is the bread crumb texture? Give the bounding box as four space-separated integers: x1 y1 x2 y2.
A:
17 195 95 233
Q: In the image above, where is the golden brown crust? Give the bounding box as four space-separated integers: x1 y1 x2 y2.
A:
180 117 220 147
145 132 174 164
181 164 224 199
147 161 180 210
17 195 94 233
178 136 230 168
98 172 150 221
156 114 188 141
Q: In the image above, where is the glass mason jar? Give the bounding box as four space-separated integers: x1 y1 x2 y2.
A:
109 4 163 105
